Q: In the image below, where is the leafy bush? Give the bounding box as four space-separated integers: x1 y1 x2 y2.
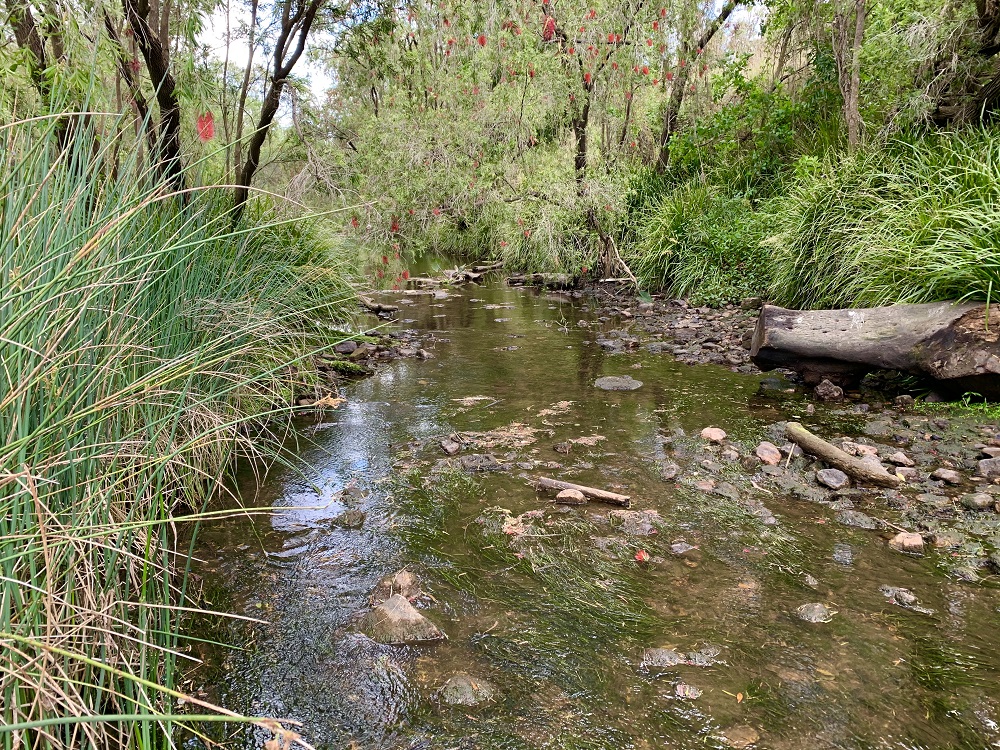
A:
766 128 1000 308
627 182 769 306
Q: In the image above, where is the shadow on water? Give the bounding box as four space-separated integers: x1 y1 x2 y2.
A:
187 280 1000 750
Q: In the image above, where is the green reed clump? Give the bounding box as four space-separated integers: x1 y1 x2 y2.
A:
0 116 350 749
627 183 769 306
767 128 1000 309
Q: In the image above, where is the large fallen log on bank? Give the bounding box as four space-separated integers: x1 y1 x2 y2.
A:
751 302 1000 393
535 477 630 507
785 422 903 488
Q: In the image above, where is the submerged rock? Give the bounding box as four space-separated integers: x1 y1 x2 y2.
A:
436 673 497 707
700 427 728 443
889 532 924 553
372 570 422 603
641 648 685 672
836 510 878 529
832 543 854 565
961 493 994 511
719 726 761 749
361 594 446 645
594 375 643 391
332 508 366 529
796 602 833 623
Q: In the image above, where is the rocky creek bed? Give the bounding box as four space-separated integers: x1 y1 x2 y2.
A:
186 275 1000 750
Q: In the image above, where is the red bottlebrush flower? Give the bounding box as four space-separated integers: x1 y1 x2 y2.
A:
690 84 696 92
433 207 441 216
390 219 400 232
408 208 415 215
478 33 487 46
529 68 535 78
500 240 508 247
653 78 658 85
196 111 214 142
625 91 632 100
350 216 360 228
679 59 686 67
642 65 649 75
661 7 667 16
581 265 589 273
612 61 618 70
653 20 659 30
567 46 575 54
579 26 585 32
633 65 640 73
523 229 531 237
382 255 389 265
666 71 674 81
647 38 653 46
607 32 615 43
445 50 451 57
543 16 556 40
392 284 400 290
129 57 142 74
584 72 591 84
376 269 385 279
615 33 622 42
402 270 410 279
702 63 708 73
635 549 650 563
630 140 637 147
443 17 450 26
588 9 597 19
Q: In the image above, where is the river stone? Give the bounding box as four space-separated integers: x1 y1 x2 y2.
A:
595 375 643 391
832 543 854 565
555 488 587 505
334 340 358 354
816 468 849 490
660 461 680 480
609 509 660 536
796 602 833 623
459 453 502 472
373 570 422 602
675 682 702 699
332 508 366 529
440 438 462 456
641 648 685 671
888 452 915 467
960 492 994 510
932 530 965 548
700 427 728 443
931 468 962 484
362 594 445 645
978 457 1000 477
889 532 924 553
755 441 782 466
719 726 761 749
814 379 843 401
836 510 877 529
864 421 893 437
437 673 497 706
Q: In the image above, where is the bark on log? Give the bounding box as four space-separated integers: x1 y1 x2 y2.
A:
751 302 1000 393
359 296 399 314
535 477 630 507
785 422 903 488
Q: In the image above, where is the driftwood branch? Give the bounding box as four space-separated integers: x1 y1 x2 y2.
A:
785 422 903 488
359 295 399 314
536 477 630 507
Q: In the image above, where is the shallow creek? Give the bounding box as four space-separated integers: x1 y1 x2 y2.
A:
190 279 1000 750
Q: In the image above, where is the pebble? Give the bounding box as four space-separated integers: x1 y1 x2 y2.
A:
889 532 924 553
931 468 962 484
888 452 915 467
796 602 833 623
755 441 783 466
816 468 850 490
700 427 728 443
594 375 644 391
814 379 844 401
836 510 878 529
555 488 587 505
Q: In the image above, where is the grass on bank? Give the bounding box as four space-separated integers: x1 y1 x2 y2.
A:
0 115 350 749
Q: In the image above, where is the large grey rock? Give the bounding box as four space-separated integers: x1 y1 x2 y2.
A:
641 648 685 672
978 457 1000 478
816 468 849 490
437 673 497 706
361 594 445 645
595 375 643 391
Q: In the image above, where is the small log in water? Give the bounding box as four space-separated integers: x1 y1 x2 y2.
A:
535 477 631 507
359 295 399 314
785 422 903 488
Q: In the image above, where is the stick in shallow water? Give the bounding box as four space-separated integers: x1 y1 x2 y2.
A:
535 477 631 507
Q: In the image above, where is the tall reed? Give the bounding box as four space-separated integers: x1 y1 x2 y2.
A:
0 115 348 748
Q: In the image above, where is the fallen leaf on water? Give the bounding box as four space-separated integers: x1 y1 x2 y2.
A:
737 692 744 703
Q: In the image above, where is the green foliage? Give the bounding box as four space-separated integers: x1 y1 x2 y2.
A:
627 182 769 306
767 128 1000 308
0 116 350 748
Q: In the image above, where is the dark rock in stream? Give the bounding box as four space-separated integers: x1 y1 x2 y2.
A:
816 468 850 490
641 648 685 672
361 594 446 645
436 673 497 707
459 454 504 472
836 510 878 529
832 543 855 565
594 375 643 391
332 508 366 529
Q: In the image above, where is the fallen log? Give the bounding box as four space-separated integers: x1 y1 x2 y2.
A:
785 422 903 488
506 273 574 289
536 477 630 507
751 302 1000 393
472 261 504 272
359 295 399 315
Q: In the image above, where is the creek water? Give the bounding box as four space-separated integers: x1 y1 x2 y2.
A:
190 276 1000 750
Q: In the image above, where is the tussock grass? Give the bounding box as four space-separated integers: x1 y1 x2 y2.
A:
767 128 1000 309
0 116 350 748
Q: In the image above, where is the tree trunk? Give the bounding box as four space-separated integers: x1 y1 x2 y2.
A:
123 0 185 189
750 302 1000 394
832 0 866 149
5 0 49 95
655 0 740 172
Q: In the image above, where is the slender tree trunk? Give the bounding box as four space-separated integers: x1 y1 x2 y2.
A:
233 0 259 178
123 0 185 189
655 0 740 172
833 0 866 149
4 0 49 95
